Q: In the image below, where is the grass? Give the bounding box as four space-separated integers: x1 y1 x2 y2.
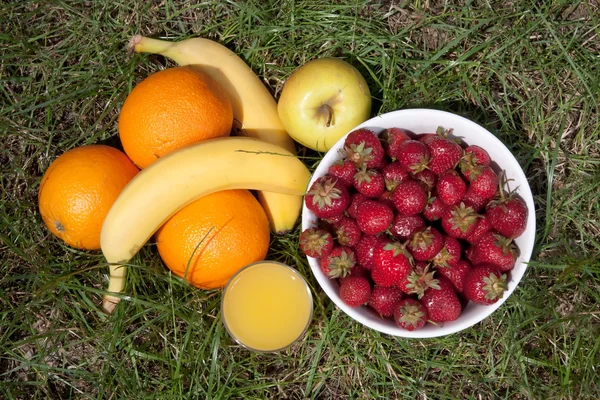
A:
1 0 600 398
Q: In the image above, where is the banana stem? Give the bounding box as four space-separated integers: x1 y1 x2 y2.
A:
129 35 173 56
102 263 127 314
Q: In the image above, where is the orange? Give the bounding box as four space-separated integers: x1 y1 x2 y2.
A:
118 66 233 169
38 145 139 250
155 190 270 289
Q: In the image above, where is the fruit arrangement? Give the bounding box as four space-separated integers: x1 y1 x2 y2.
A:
300 126 529 331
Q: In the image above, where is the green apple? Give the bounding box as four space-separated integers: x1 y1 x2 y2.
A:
277 58 372 152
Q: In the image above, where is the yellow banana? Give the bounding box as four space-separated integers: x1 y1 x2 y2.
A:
100 136 311 313
129 35 302 234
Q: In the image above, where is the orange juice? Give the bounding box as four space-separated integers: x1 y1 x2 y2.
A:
221 261 313 352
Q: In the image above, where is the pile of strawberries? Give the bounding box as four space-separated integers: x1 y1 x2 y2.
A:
300 127 528 331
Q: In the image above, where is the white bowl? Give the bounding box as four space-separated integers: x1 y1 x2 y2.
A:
301 108 536 338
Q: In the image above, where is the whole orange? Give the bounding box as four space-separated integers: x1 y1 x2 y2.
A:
118 66 233 169
38 145 139 250
155 190 270 289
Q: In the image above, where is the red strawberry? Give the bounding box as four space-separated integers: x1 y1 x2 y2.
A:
391 179 428 216
355 200 394 235
305 175 350 218
459 145 491 179
349 263 370 278
423 192 447 222
390 214 426 240
486 193 528 239
465 214 493 244
436 258 471 292
420 276 462 322
347 192 368 219
423 127 463 175
461 189 490 212
397 262 440 298
371 240 414 287
339 275 372 307
321 214 344 225
354 234 387 270
463 263 508 305
411 169 437 191
432 235 461 268
394 298 429 331
342 128 384 169
441 202 480 239
407 226 444 261
470 232 518 272
327 158 357 187
396 140 430 173
319 246 356 279
353 168 385 198
368 285 404 317
299 227 334 258
465 165 498 199
378 190 395 210
382 161 410 191
436 170 467 206
333 217 362 247
381 127 411 159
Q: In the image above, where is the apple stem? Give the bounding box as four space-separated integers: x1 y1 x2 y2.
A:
324 104 334 127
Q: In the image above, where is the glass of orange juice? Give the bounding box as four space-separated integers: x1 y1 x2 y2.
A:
221 261 313 352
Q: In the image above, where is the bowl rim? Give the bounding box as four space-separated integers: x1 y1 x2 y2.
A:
301 108 536 338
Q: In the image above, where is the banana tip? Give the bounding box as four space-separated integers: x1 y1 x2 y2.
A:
127 34 143 54
102 296 120 314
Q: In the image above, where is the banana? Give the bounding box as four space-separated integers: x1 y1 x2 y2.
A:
100 136 311 313
129 35 302 234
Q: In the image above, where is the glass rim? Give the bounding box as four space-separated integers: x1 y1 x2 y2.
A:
220 260 314 353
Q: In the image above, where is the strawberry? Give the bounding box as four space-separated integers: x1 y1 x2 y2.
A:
423 127 463 175
353 168 385 198
407 226 444 261
371 240 414 287
339 275 372 307
432 235 461 268
319 246 356 279
411 169 437 191
469 232 518 272
436 258 471 292
382 161 410 191
461 189 490 212
347 192 368 219
377 190 395 210
305 175 350 218
390 214 426 240
394 298 429 331
436 170 467 206
355 200 394 235
464 214 493 244
463 263 508 305
397 262 439 298
327 158 357 187
459 145 491 179
486 193 528 239
354 234 387 270
342 128 384 169
348 263 370 278
381 127 411 159
396 140 430 173
391 179 428 216
333 217 362 247
441 202 480 239
299 227 334 258
465 165 498 199
420 275 462 322
423 192 447 222
368 285 404 317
